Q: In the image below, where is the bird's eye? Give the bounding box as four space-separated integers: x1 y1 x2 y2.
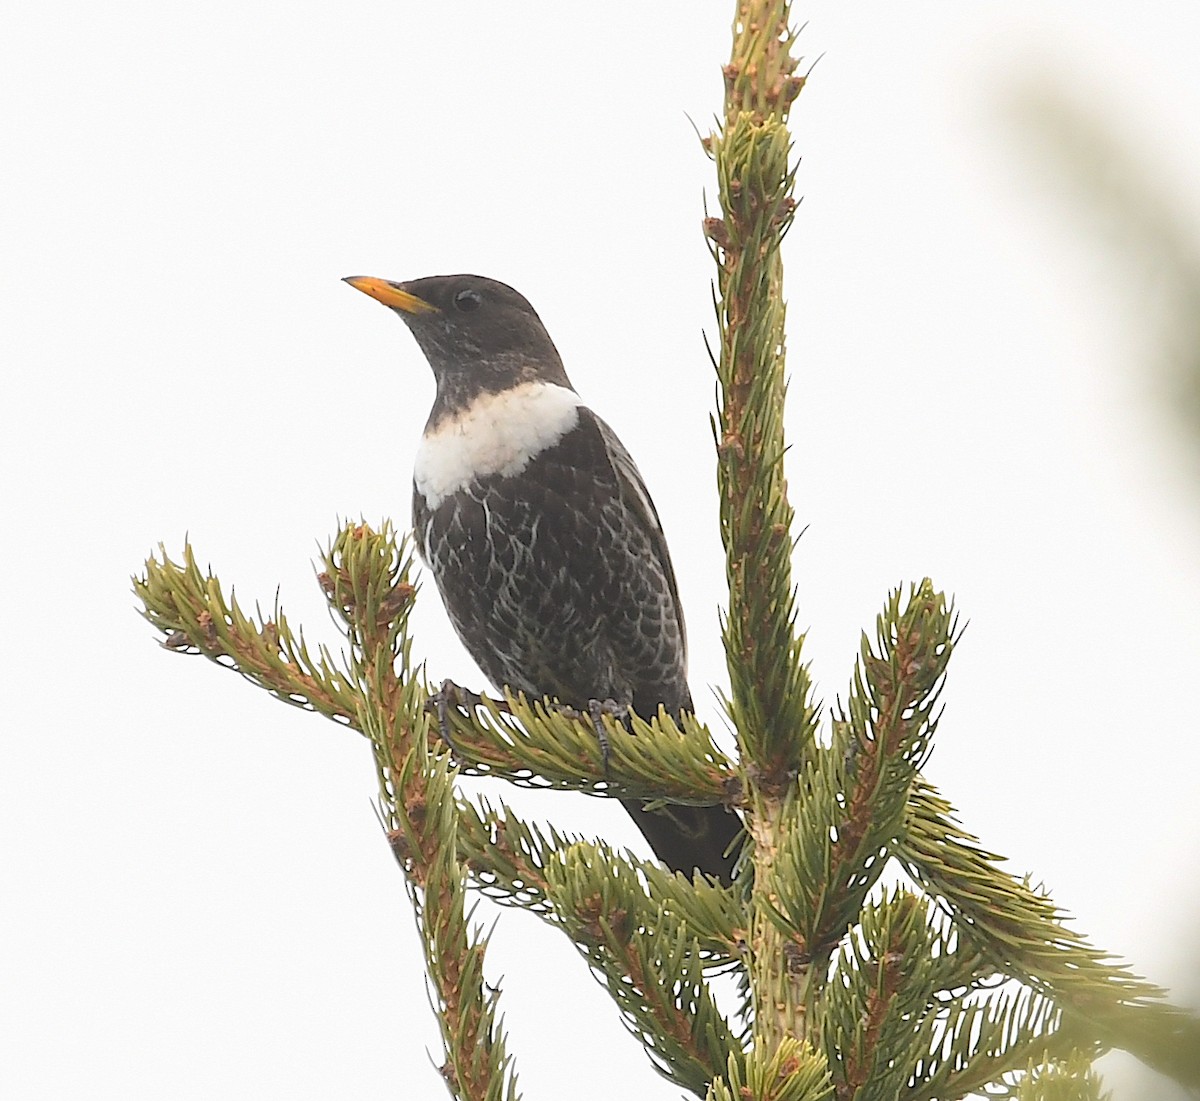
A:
453 289 482 312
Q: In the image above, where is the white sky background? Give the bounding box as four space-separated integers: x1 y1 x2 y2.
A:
3 2 1199 1098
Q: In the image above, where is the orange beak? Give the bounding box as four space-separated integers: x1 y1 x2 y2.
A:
342 276 439 315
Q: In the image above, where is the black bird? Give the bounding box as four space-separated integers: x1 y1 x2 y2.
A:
344 273 742 884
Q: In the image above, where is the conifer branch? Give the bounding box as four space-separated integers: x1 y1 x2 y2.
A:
764 583 956 975
819 890 937 1100
902 990 1085 1101
899 778 1200 1088
455 797 564 913
135 541 736 807
137 526 521 1100
437 694 738 803
705 1037 831 1101
456 795 739 959
818 890 1084 1101
330 524 519 1101
641 865 746 963
707 0 817 782
135 542 358 724
707 2 821 1066
1012 1054 1109 1101
546 843 742 1096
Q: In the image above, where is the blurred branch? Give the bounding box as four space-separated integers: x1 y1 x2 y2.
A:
1007 76 1200 478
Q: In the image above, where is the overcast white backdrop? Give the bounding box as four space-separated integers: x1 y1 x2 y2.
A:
3 2 1199 1098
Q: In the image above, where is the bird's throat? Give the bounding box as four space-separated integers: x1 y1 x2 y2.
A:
414 382 584 510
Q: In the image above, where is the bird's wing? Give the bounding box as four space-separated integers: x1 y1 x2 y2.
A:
588 411 688 665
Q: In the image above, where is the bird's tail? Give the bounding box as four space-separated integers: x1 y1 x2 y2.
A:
620 798 743 886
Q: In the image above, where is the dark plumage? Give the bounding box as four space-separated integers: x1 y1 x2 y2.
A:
344 272 742 884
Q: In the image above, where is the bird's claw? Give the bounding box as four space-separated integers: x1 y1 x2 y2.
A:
426 678 480 753
425 680 515 754
586 698 628 782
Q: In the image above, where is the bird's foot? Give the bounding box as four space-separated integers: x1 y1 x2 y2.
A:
586 698 629 781
541 698 626 779
425 678 486 753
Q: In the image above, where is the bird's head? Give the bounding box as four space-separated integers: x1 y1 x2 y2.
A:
343 273 573 414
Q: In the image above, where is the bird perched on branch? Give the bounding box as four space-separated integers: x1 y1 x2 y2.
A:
344 273 742 884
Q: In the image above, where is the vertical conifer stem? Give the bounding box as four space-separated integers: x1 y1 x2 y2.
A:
709 3 806 776
708 0 808 1054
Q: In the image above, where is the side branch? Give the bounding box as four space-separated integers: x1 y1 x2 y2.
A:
546 843 742 1097
899 777 1200 1087
764 582 956 971
332 523 520 1101
438 692 739 804
135 543 358 724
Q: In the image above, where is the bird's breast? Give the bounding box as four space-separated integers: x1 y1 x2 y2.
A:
414 381 584 510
